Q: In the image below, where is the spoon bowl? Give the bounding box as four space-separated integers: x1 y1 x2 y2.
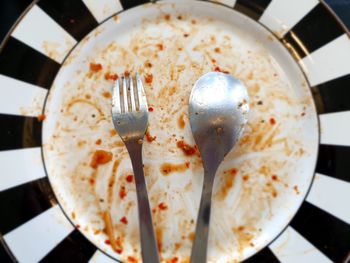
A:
189 72 249 263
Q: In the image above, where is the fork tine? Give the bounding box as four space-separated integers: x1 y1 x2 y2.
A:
136 72 148 111
122 76 128 113
112 78 121 113
129 75 136 111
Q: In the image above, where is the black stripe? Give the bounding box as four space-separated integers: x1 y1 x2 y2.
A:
290 201 350 263
0 177 56 235
37 0 99 41
119 0 150 10
0 0 33 42
0 37 60 89
0 240 14 263
243 247 280 263
234 0 272 21
0 114 42 151
40 229 96 263
312 74 350 114
282 4 343 59
316 144 350 183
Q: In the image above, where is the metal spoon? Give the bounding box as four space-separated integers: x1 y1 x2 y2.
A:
189 72 249 263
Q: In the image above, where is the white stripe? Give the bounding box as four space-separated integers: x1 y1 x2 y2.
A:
259 0 318 38
320 111 350 146
12 5 76 64
307 173 350 225
82 0 123 23
4 205 74 263
269 226 332 263
0 74 47 117
89 250 116 263
216 0 236 8
0 148 46 192
300 34 350 86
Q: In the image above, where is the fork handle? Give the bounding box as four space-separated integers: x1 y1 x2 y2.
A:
126 142 160 263
190 170 216 263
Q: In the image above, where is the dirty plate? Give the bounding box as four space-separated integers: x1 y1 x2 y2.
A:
0 0 350 263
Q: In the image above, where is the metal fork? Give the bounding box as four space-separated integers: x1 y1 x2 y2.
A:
112 73 160 263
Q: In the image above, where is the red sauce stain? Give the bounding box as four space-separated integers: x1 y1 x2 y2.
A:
164 14 171 21
158 202 168 210
145 73 153 84
148 106 154 112
146 131 156 142
242 175 249 181
269 117 276 125
178 114 185 129
126 175 133 183
105 239 111 245
176 140 197 156
95 139 102 145
156 43 164 50
102 91 111 98
167 257 179 263
119 186 127 199
127 256 137 262
89 178 95 185
237 226 245 231
105 72 118 81
120 216 128 225
110 129 117 136
160 162 189 176
37 114 46 121
214 66 229 74
90 63 102 72
229 168 238 176
124 70 130 77
271 175 278 181
90 150 113 169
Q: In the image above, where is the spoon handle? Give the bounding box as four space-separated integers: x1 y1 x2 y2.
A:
190 172 215 263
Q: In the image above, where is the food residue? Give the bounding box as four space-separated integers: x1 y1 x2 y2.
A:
120 216 128 224
269 117 276 125
176 140 197 156
160 162 190 176
37 114 46 121
105 72 118 81
158 202 168 210
178 114 185 129
90 150 113 169
126 175 134 183
146 131 156 142
90 62 103 72
119 186 127 199
145 73 153 84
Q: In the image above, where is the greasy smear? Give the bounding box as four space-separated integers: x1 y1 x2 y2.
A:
178 114 185 129
160 162 190 176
